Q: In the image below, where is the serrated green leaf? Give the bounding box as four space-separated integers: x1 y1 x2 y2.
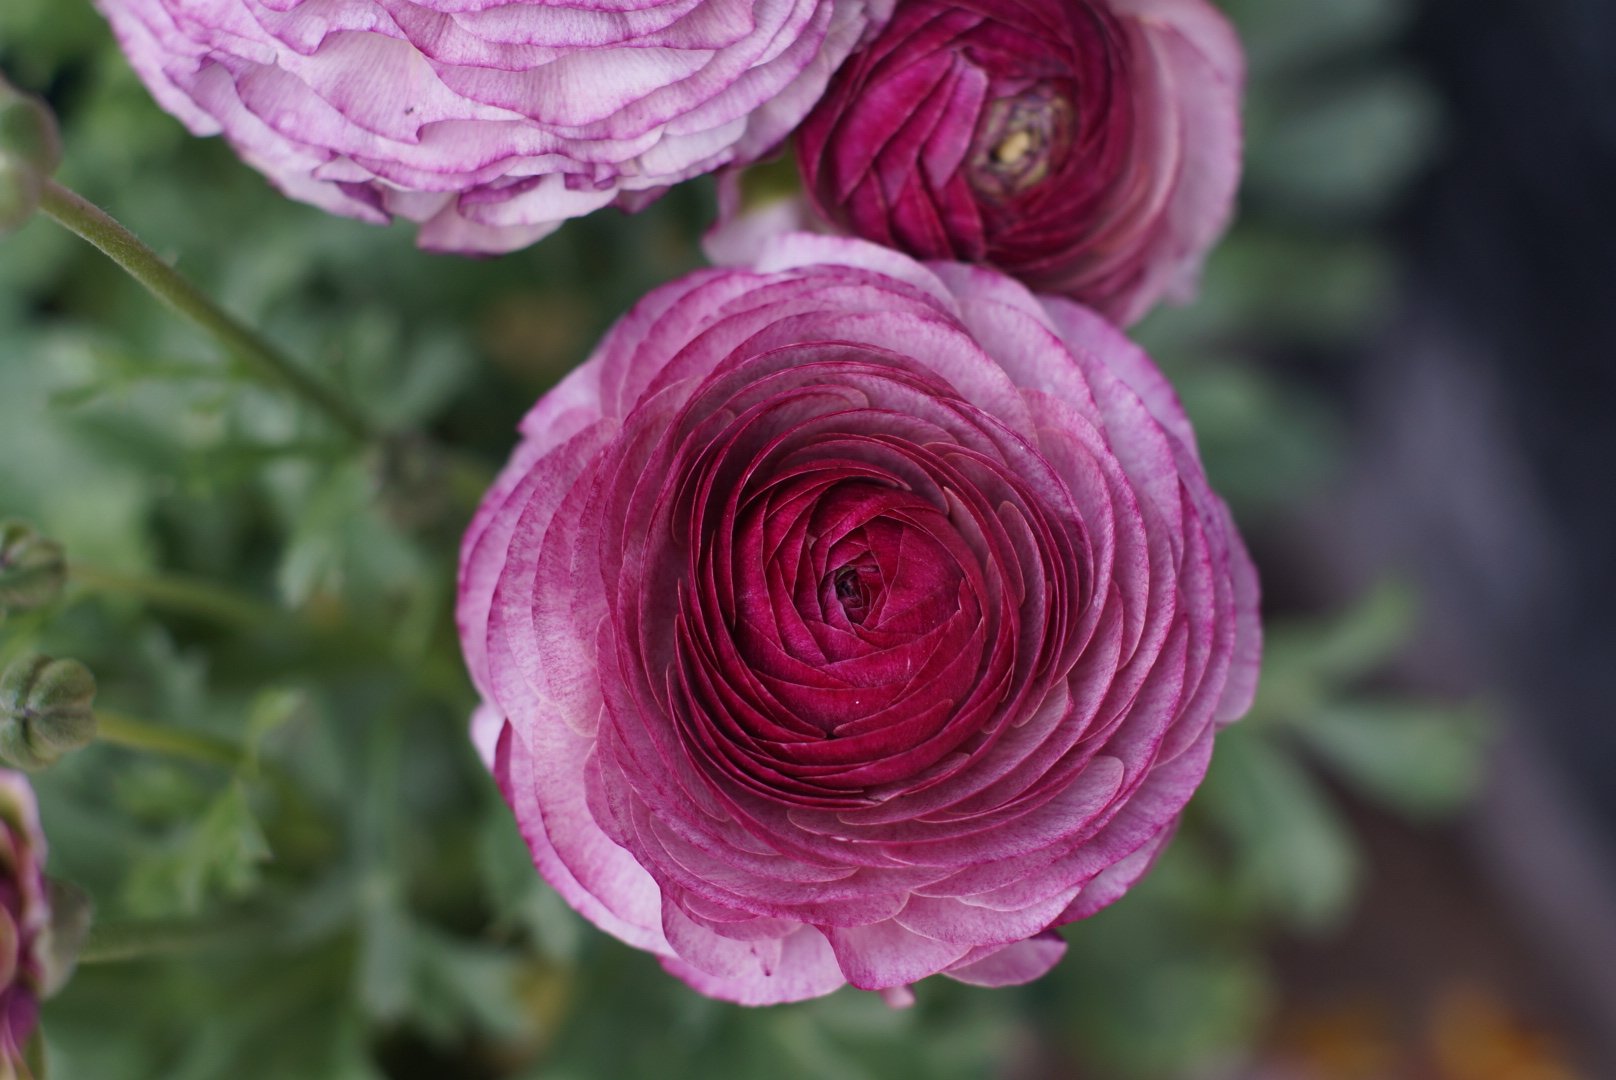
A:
123 781 270 916
274 460 424 610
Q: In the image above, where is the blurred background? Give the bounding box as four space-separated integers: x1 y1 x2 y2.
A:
1 0 1613 1076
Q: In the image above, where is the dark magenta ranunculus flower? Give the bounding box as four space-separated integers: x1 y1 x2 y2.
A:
792 0 1244 325
94 0 891 253
0 771 52 1069
460 234 1260 1004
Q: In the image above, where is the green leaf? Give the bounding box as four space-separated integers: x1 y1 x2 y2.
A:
1055 858 1271 1079
123 781 270 916
477 801 584 964
1294 700 1491 819
1138 228 1398 350
1158 359 1341 513
1227 0 1415 74
1199 730 1361 932
241 687 305 775
410 927 534 1042
1247 68 1443 220
1252 580 1418 723
274 460 424 610
355 873 413 1024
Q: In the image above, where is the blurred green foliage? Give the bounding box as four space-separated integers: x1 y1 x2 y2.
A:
0 0 1486 1077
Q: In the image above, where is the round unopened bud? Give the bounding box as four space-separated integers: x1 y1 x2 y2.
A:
0 77 61 237
0 656 97 772
0 522 67 616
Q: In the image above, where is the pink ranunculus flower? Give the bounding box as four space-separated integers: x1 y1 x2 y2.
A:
791 0 1244 326
0 771 52 1072
94 0 892 254
460 234 1260 1004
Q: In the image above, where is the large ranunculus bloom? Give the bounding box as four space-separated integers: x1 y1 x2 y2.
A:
95 0 891 253
0 771 51 1070
793 0 1243 325
460 234 1260 1004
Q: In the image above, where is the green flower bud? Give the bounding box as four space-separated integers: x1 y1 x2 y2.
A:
0 656 97 772
0 77 61 237
0 522 67 616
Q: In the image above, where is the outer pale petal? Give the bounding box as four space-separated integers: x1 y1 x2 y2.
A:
469 705 504 771
495 724 671 955
95 0 894 252
942 931 1067 988
823 920 972 990
703 188 818 268
1108 0 1245 324
661 925 848 1004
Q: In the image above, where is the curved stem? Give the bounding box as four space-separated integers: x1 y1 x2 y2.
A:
95 710 244 770
78 916 247 965
72 563 473 712
38 180 376 443
71 562 279 629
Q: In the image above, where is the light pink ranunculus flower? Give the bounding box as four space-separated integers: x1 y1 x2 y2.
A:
790 0 1244 325
459 234 1261 1004
94 0 892 253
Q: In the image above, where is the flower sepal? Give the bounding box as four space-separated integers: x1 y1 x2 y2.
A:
0 78 60 238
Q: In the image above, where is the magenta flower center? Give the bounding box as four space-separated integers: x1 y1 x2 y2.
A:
733 475 977 738
830 562 874 621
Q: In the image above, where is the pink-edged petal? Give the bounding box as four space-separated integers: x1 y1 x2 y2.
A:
495 724 671 955
942 931 1067 988
661 925 848 1005
96 0 896 253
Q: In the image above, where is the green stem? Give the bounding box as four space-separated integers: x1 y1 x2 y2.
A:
72 563 473 712
78 916 246 964
95 710 244 770
38 179 376 443
71 562 279 629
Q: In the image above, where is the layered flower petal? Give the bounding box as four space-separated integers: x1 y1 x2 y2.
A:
96 0 892 252
0 771 52 1067
789 0 1243 324
459 234 1261 1003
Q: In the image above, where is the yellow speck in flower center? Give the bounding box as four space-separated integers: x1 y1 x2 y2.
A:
968 88 1073 200
993 129 1037 167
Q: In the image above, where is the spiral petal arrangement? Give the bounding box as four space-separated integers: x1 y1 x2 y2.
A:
794 0 1244 324
459 234 1260 1003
